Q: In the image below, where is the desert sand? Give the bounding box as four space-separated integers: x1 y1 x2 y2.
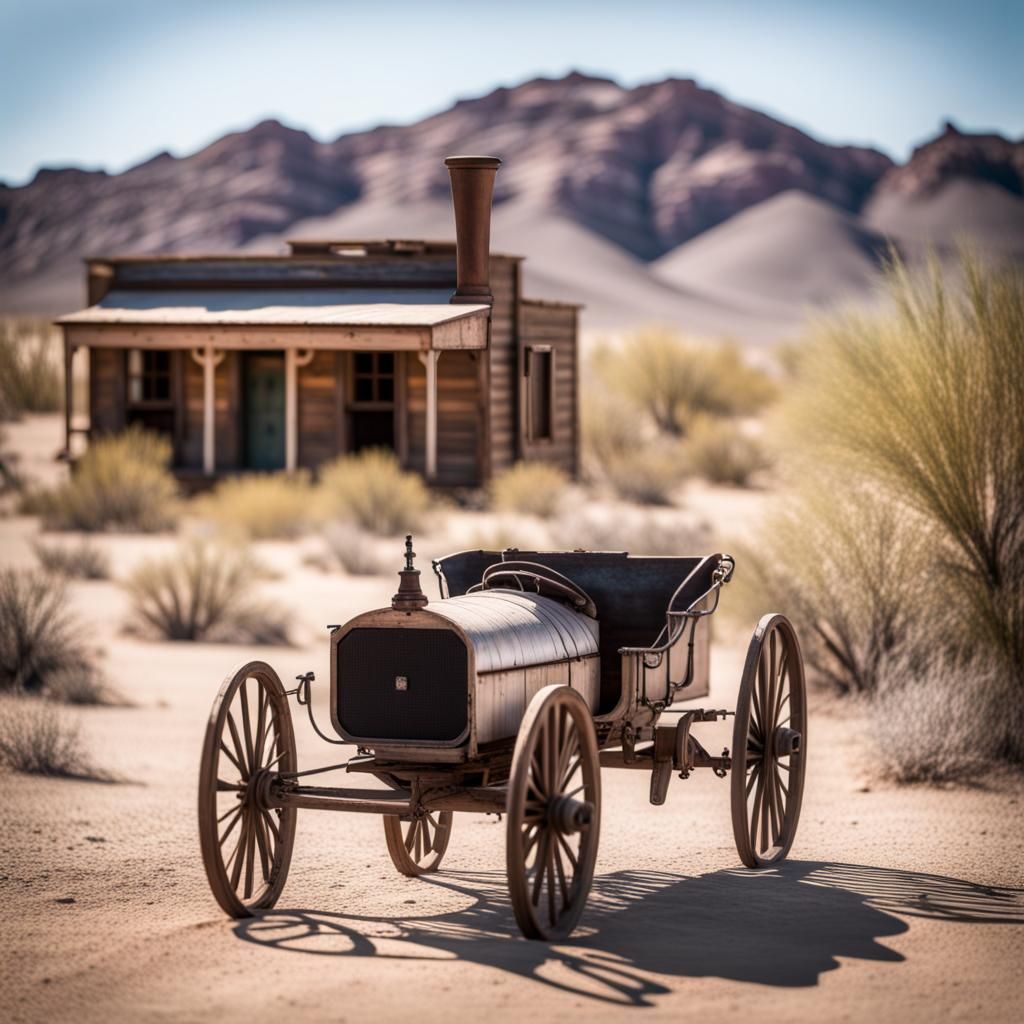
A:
2 415 1023 1024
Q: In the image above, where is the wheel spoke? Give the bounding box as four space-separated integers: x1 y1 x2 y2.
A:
555 830 579 871
243 813 256 898
745 761 760 798
749 770 764 850
765 633 778 736
532 830 551 905
219 806 242 845
553 842 569 908
216 776 242 792
219 739 243 775
239 680 256 775
254 811 272 881
546 838 557 926
229 815 248 890
252 686 269 770
225 711 248 778
760 772 771 852
774 648 789 724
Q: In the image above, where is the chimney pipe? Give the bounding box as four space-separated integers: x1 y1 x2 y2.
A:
444 155 501 304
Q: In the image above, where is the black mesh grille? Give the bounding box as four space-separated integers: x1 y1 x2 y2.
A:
336 628 468 743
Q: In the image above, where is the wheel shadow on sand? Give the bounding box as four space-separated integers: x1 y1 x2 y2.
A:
234 861 1024 1007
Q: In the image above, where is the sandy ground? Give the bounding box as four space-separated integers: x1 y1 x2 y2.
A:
2 416 1023 1024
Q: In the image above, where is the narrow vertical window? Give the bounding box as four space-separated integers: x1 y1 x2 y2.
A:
526 346 553 442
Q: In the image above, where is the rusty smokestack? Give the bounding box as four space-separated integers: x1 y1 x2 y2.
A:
444 155 501 304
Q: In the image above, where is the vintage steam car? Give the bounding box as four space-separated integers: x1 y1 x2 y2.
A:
199 539 806 940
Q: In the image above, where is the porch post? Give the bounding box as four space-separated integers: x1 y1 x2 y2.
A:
419 350 441 481
285 349 315 472
191 347 225 476
62 334 73 456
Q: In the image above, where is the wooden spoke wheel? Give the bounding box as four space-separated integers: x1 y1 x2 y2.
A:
506 685 601 941
731 614 807 868
198 661 297 917
383 811 454 876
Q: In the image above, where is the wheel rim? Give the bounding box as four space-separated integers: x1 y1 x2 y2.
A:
507 686 601 941
383 811 453 876
731 615 806 867
198 661 297 916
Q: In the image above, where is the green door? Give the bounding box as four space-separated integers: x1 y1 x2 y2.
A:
245 353 285 470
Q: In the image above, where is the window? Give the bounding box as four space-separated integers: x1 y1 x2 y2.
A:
128 350 172 404
526 346 554 442
352 352 395 404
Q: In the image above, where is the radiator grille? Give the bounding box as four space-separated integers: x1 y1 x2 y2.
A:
335 628 468 743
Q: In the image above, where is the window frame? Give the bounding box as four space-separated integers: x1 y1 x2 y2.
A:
126 349 174 408
349 351 397 410
524 344 555 444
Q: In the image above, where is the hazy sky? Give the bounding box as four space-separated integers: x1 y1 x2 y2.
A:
1 0 1021 185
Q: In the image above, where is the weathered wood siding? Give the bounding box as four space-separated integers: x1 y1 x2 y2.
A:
519 300 579 476
88 349 124 434
406 350 482 486
299 351 343 468
181 351 239 469
486 257 520 478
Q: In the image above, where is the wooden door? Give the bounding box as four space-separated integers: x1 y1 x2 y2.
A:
244 353 285 470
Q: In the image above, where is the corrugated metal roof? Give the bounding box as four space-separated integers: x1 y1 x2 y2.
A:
57 289 486 328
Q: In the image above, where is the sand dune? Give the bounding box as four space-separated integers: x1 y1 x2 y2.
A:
864 179 1024 257
653 191 890 315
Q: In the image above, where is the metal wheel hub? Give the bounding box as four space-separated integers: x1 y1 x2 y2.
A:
548 795 593 834
773 727 801 757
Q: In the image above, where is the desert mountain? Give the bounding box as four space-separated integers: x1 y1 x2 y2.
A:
1 75 1021 339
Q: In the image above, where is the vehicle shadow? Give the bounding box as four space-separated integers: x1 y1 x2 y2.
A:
234 861 1024 1006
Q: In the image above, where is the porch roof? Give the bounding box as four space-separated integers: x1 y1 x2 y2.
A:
57 289 490 351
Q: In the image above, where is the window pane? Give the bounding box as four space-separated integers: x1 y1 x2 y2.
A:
355 377 374 402
378 377 394 402
528 350 553 441
129 377 143 403
145 351 170 375
151 375 171 401
355 353 373 374
378 352 394 375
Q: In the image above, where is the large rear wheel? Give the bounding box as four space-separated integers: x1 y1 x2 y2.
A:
506 685 601 941
198 661 298 917
730 614 807 867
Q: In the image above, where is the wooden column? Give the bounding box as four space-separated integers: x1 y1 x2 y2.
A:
62 334 73 456
285 349 315 472
191 347 225 476
418 350 441 481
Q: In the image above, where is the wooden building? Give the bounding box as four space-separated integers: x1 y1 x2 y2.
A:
57 157 580 488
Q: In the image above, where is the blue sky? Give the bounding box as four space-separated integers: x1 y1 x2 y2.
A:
1 0 1021 185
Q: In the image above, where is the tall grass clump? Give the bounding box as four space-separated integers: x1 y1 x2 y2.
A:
33 539 110 580
740 252 1024 771
318 449 432 536
27 426 179 532
592 330 775 437
0 317 63 418
490 462 570 519
321 523 389 576
124 541 291 644
0 568 108 702
686 416 771 487
603 441 688 505
193 472 312 539
0 698 97 777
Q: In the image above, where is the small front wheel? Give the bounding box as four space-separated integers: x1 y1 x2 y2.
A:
506 685 601 941
730 614 807 867
198 661 298 917
383 811 453 876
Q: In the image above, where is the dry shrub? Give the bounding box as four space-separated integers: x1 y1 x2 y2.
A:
550 507 710 555
870 650 1019 783
0 317 63 418
194 472 312 539
592 329 775 437
733 487 928 696
490 462 570 519
27 426 179 532
318 449 432 536
124 541 291 644
580 383 638 479
604 441 688 505
686 417 772 487
0 697 98 777
322 522 390 575
33 539 110 580
0 568 108 701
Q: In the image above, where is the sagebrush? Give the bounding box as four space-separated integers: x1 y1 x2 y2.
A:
26 426 179 532
490 462 570 519
33 539 110 579
0 697 97 777
124 541 291 644
686 416 771 487
0 317 63 418
318 449 432 536
193 472 312 539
